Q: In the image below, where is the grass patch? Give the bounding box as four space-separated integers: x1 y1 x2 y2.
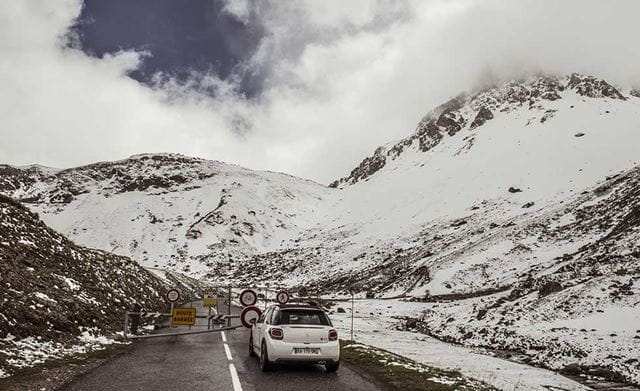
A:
340 340 497 391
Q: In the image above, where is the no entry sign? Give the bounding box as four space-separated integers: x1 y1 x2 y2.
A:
240 306 262 328
276 290 289 305
239 289 257 307
166 288 181 303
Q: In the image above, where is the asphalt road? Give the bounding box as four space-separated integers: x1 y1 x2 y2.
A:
59 303 386 391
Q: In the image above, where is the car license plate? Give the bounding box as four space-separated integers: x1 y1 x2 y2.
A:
293 347 320 355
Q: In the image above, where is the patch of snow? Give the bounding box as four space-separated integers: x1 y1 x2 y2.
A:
332 299 589 391
33 292 57 303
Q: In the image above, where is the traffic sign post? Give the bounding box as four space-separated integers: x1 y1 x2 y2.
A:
217 288 226 316
276 290 290 305
203 288 217 307
166 288 181 328
239 289 258 307
240 306 262 328
227 285 232 327
166 288 180 303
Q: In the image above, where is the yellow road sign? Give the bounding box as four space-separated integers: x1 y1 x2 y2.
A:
203 289 218 307
172 308 196 326
203 296 218 307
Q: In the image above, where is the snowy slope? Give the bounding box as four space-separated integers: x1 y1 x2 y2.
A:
231 73 640 385
0 154 329 279
232 74 640 291
1 73 639 384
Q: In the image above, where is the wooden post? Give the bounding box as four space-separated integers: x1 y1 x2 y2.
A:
227 285 232 327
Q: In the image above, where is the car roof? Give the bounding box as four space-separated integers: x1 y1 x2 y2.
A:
274 303 322 310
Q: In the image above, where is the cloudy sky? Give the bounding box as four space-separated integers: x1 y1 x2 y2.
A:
1 0 639 183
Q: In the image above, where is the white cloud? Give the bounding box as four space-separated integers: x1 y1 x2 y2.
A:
1 0 639 184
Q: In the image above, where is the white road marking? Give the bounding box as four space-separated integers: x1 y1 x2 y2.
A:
219 316 241 391
229 363 243 391
224 343 233 361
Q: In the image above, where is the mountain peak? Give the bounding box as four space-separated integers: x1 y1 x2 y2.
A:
331 73 630 188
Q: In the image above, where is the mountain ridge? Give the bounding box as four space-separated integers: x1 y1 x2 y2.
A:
330 73 631 188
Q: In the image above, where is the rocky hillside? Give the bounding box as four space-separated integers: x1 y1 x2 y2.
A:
406 165 640 385
0 195 169 377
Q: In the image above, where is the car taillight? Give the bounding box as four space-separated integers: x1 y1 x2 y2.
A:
269 328 284 340
329 329 338 341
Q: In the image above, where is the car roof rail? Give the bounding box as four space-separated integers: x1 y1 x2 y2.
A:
278 302 320 308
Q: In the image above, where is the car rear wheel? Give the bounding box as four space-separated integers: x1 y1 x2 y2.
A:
260 341 273 372
249 333 255 357
325 361 340 373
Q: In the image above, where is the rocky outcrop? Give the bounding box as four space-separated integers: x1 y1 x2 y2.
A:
470 107 494 130
436 110 466 136
567 73 626 100
329 146 387 188
538 281 564 296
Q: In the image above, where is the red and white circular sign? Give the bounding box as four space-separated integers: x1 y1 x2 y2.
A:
240 305 262 328
239 289 257 307
166 288 181 303
275 290 289 305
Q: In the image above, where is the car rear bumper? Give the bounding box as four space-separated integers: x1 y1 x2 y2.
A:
274 357 339 365
267 340 340 363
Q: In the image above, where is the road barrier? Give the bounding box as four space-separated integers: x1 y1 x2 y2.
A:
124 324 242 340
123 309 242 340
123 285 349 341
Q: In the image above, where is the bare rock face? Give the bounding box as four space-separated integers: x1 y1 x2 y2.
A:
470 107 494 130
538 281 564 296
567 73 626 100
631 89 640 98
436 110 466 136
329 146 387 188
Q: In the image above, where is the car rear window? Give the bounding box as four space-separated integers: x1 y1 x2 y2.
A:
275 309 331 326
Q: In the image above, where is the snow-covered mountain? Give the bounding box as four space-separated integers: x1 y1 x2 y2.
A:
0 154 329 278
1 73 639 383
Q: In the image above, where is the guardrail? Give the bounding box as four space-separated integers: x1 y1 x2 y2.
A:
122 310 241 341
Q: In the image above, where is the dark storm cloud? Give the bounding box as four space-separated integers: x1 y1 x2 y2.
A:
70 0 264 96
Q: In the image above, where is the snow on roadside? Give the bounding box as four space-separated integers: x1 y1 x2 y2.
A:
331 299 589 391
0 329 124 377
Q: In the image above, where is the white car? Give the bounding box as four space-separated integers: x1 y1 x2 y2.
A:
249 303 340 372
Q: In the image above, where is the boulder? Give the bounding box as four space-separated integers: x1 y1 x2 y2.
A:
539 281 564 296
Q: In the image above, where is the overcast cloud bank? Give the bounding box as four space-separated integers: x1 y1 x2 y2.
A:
1 0 639 183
